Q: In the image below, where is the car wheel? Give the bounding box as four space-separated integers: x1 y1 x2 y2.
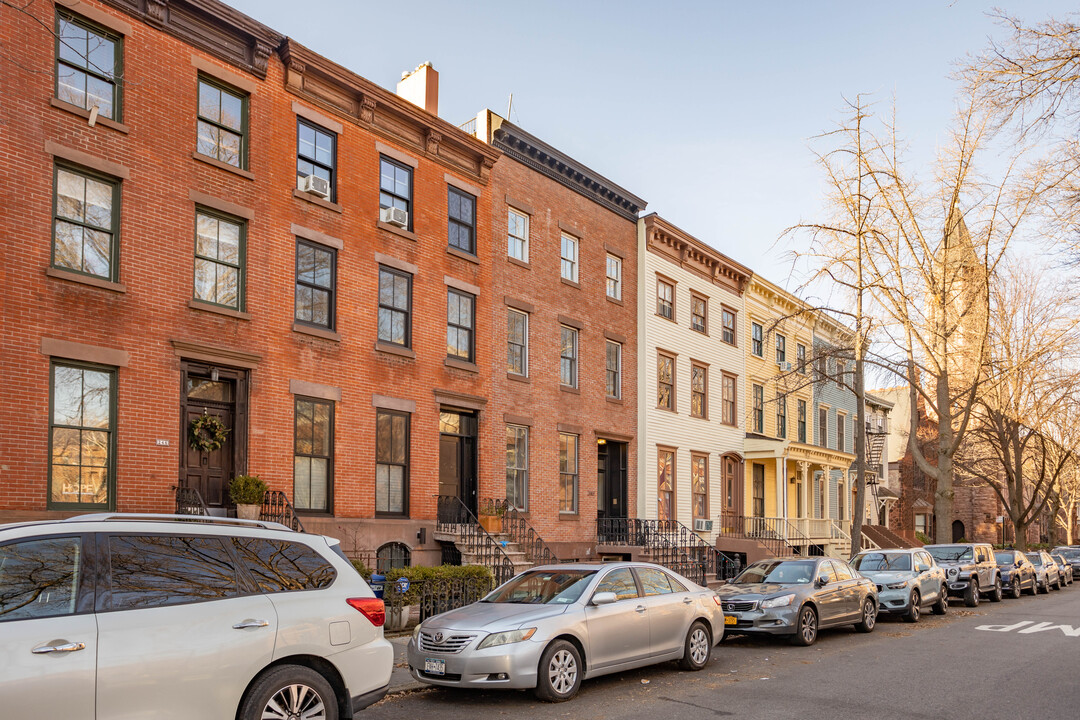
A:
1009 577 1022 599
1053 576 1061 591
931 586 949 615
240 665 338 720
903 590 921 623
534 640 582 702
964 578 980 607
1026 575 1038 595
678 621 712 671
989 577 1003 602
790 605 818 646
1039 576 1049 594
854 598 878 633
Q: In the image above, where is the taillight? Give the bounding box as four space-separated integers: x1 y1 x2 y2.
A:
347 597 385 627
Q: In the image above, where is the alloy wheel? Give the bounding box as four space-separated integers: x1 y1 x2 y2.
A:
862 600 877 630
689 627 709 665
1011 578 1021 599
261 683 327 720
801 608 817 644
548 649 578 695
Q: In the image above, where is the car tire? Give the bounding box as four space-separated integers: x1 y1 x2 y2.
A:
989 577 1003 602
678 621 712 671
1026 576 1038 595
1039 576 1049 594
931 586 949 615
903 590 921 623
1053 576 1061 591
854 597 878 633
790 605 818 646
239 665 338 720
534 640 582 702
1009 577 1022 599
964 578 980 607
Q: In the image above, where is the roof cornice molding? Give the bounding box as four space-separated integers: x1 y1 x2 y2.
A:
643 214 752 295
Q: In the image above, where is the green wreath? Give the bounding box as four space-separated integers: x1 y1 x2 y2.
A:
189 413 230 453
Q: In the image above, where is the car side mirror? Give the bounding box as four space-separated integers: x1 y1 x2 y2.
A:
815 574 830 587
591 591 617 606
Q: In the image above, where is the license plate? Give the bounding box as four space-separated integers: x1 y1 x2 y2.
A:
424 658 446 676
724 615 737 626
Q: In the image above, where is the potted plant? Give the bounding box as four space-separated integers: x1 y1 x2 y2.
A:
477 499 505 534
230 475 267 520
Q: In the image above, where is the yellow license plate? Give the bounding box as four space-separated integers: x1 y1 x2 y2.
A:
724 615 737 625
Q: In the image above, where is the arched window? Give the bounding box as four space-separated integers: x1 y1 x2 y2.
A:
376 542 411 573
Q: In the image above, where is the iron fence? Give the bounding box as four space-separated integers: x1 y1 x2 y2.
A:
382 575 495 623
261 490 305 532
481 497 559 565
173 486 209 516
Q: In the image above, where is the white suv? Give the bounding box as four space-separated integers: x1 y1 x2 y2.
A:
0 514 393 719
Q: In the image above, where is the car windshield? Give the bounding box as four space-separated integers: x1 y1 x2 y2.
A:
734 560 817 585
852 552 911 572
1025 553 1044 566
482 569 596 604
1054 547 1080 559
927 545 972 563
994 552 1016 565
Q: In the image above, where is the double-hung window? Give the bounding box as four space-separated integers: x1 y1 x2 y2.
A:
657 449 675 521
721 308 737 345
752 384 764 434
377 266 411 347
447 289 475 362
197 77 246 168
657 279 674 320
606 341 621 399
798 399 807 443
722 373 737 426
296 120 336 201
837 413 846 452
797 343 807 374
751 322 763 357
691 295 707 333
194 210 244 310
506 425 529 510
691 363 707 418
448 187 476 254
294 397 334 512
657 353 675 410
777 395 787 438
379 157 412 228
561 234 579 282
508 309 528 376
691 454 708 522
560 326 578 387
559 433 578 513
56 12 121 120
819 407 829 447
295 240 335 329
508 208 528 262
49 362 115 509
606 254 622 300
776 334 787 364
53 165 119 281
375 409 409 515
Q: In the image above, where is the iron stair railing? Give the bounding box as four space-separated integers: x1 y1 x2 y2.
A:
174 486 209 516
482 497 559 565
596 518 741 584
436 495 516 585
717 512 801 557
260 490 305 532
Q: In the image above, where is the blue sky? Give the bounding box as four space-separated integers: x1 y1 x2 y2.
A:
230 0 1073 288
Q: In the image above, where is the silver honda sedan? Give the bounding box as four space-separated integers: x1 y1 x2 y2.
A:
406 563 725 702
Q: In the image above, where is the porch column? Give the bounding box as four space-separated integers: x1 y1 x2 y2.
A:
798 461 810 519
822 465 833 520
775 457 785 519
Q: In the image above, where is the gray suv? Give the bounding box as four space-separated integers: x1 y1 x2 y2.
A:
925 543 1002 606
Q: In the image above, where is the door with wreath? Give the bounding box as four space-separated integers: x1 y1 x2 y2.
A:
180 362 244 510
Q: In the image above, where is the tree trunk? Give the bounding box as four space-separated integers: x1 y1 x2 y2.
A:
934 374 955 545
851 351 867 549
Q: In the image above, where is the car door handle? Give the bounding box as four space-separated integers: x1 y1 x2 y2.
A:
32 641 85 654
682 597 694 605
635 605 646 614
232 619 270 629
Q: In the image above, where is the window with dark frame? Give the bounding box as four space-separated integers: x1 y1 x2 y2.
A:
197 76 246 169
56 11 121 120
379 157 412 227
817 354 828 382
837 412 846 452
49 362 115 509
376 543 411 573
777 394 787 439
447 288 475 361
836 359 846 389
691 295 707 333
294 397 333 512
657 279 674 320
448 186 476 254
53 164 119 281
194 209 244 310
295 240 335 329
606 341 621 398
798 399 807 443
819 406 828 447
375 409 409 515
797 343 806 374
776 334 786 364
751 322 763 357
377 266 411 347
752 384 764 434
721 308 737 345
691 454 708 522
691 363 707 418
559 433 578 513
560 326 578 387
657 353 675 410
722 373 737 426
508 309 528 376
296 119 336 200
506 424 529 510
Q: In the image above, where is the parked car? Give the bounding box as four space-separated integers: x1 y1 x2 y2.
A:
851 548 948 622
1026 551 1063 593
994 550 1038 598
1051 546 1080 578
715 557 878 646
406 563 724 702
1052 554 1074 585
1 514 392 720
925 543 1002 606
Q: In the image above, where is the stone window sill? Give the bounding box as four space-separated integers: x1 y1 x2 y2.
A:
193 152 254 180
558 512 580 521
445 356 478 373
508 256 531 270
50 98 130 134
560 384 580 395
560 277 581 289
507 373 530 383
606 396 624 405
376 221 417 242
292 322 341 341
375 341 416 359
187 299 250 320
606 295 624 306
292 188 343 213
46 266 126 293
447 246 480 265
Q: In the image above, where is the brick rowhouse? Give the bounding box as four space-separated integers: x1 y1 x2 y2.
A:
0 0 501 566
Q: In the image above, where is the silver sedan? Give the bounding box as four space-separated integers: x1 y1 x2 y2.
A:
406 562 725 702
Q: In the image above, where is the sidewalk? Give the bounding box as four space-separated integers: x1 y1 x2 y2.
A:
386 633 427 695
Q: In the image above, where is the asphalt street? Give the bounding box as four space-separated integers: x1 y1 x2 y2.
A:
369 585 1080 720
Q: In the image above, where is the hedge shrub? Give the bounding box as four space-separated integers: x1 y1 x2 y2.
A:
350 562 494 605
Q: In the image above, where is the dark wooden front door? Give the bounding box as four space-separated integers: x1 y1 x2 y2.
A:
597 440 627 520
752 463 766 518
439 411 477 516
721 454 743 517
179 363 247 509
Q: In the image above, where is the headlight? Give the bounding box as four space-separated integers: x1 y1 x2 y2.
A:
760 593 796 609
477 627 537 649
948 568 958 577
412 624 423 641
886 581 909 590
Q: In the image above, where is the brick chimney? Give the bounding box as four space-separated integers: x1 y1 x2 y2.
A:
396 62 439 116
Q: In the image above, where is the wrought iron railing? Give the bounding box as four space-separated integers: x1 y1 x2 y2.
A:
261 490 305 532
383 575 496 623
596 518 741 584
436 495 516 585
481 497 559 565
174 486 209 516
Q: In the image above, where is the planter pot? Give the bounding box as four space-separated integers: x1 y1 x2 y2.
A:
386 605 412 632
478 515 502 534
236 503 261 521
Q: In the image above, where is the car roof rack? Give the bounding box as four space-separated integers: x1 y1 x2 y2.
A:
61 513 295 532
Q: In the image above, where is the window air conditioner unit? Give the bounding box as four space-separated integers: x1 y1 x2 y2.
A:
300 174 330 199
778 361 792 371
693 519 714 532
380 206 408 229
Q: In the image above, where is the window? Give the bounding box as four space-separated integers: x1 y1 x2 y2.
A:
560 326 578 387
816 354 828 382
49 362 115 509
596 567 638 601
722 373 737 426
606 341 621 399
197 77 246 168
232 537 336 592
752 463 765 517
836 360 845 389
561 234 579 282
294 397 333 512
915 514 928 536
691 294 707 333
447 289 475 361
508 208 528 261
798 399 807 443
559 433 578 513
691 454 708 522
752 384 764 434
657 353 675 410
295 240 335 329
53 165 119 281
0 537 82 621
508 309 528 376
691 363 707 418
837 413 846 452
638 567 677 596
777 394 787 439
751 322 763 357
721 308 737 345
56 12 121 120
658 449 675 521
375 409 408 515
296 119 336 201
796 343 807 374
380 157 412 227
376 543 411 574
606 254 622 300
657 279 674 320
108 535 238 610
506 425 529 510
448 186 476 254
378 267 412 347
776 334 786 364
819 407 828 447
837 481 846 521
194 210 244 310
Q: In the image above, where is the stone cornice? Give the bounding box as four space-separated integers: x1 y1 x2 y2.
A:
279 40 499 185
491 119 645 222
643 214 752 295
